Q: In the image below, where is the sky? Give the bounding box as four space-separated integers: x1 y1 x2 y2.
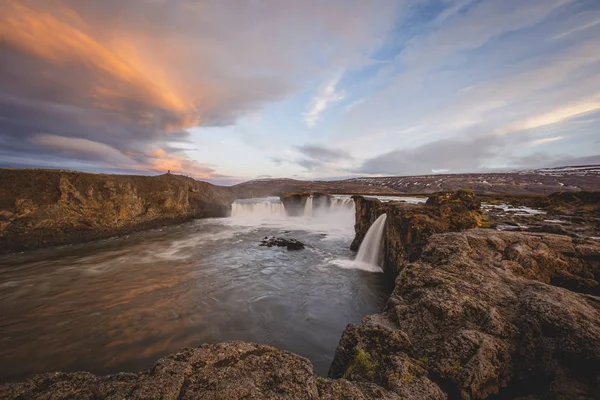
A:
0 0 599 185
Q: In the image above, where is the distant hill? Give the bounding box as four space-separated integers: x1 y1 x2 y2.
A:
236 165 600 195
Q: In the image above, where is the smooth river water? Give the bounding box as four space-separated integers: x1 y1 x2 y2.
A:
0 198 390 382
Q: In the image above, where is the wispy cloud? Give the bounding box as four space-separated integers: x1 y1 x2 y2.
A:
304 74 346 127
552 17 600 40
530 136 564 146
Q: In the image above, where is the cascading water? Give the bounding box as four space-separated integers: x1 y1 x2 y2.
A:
330 197 354 210
231 197 286 220
354 214 387 271
304 196 313 217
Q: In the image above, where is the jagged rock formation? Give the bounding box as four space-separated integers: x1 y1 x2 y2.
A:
351 190 482 275
0 169 256 253
330 230 600 399
0 342 403 400
2 188 599 399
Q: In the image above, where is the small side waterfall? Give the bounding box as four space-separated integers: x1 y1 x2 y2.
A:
355 214 387 269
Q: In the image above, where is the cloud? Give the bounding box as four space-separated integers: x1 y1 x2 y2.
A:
529 136 564 146
29 134 131 164
304 75 346 127
510 153 600 169
552 17 600 40
294 144 353 171
296 145 352 162
0 0 396 179
357 134 505 175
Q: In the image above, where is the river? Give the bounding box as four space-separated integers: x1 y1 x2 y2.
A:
0 197 391 382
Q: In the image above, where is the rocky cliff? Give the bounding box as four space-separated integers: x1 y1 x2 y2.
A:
2 189 599 399
331 190 600 399
0 342 403 400
0 169 258 253
329 230 600 399
351 190 482 276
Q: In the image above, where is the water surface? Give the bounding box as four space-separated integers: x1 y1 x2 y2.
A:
0 199 389 381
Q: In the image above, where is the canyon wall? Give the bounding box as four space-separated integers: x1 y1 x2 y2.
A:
351 190 482 277
0 169 261 253
330 191 600 400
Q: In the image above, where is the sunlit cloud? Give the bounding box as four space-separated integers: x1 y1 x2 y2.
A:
304 74 345 128
530 136 564 146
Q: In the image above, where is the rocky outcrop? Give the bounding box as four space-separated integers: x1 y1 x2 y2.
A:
330 230 600 399
0 342 404 400
351 190 482 276
280 192 310 216
260 236 305 250
0 169 243 253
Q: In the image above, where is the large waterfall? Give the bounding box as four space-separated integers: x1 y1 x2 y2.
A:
231 195 354 220
231 197 286 219
355 214 387 270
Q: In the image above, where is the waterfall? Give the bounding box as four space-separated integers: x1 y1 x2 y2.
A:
355 214 387 269
304 196 313 217
231 197 286 219
330 197 354 210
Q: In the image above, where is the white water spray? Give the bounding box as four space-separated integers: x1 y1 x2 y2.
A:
231 197 286 220
355 214 387 269
304 196 313 217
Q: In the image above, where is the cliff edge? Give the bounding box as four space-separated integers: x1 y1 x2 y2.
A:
0 169 239 253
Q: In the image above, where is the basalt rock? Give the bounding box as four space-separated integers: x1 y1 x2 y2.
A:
0 169 243 253
351 191 482 276
0 342 403 400
330 230 600 399
280 192 310 217
260 236 305 250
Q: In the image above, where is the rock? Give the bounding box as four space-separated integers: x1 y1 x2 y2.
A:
0 342 409 400
0 169 271 253
351 191 482 276
330 230 600 400
280 192 310 217
526 223 578 237
260 236 305 250
425 189 481 211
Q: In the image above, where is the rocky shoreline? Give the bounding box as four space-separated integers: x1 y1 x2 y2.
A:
1 187 599 399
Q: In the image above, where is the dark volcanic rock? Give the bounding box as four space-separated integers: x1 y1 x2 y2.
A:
280 192 310 217
260 236 305 250
0 342 403 400
330 230 600 400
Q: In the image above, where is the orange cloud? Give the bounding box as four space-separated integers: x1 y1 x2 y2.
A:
0 0 196 129
144 148 215 179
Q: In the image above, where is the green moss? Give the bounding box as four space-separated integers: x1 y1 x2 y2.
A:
343 349 379 380
401 372 416 383
415 356 429 370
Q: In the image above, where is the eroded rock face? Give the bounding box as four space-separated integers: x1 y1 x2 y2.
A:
0 170 241 253
351 190 482 276
0 342 403 400
280 192 310 216
330 230 600 400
